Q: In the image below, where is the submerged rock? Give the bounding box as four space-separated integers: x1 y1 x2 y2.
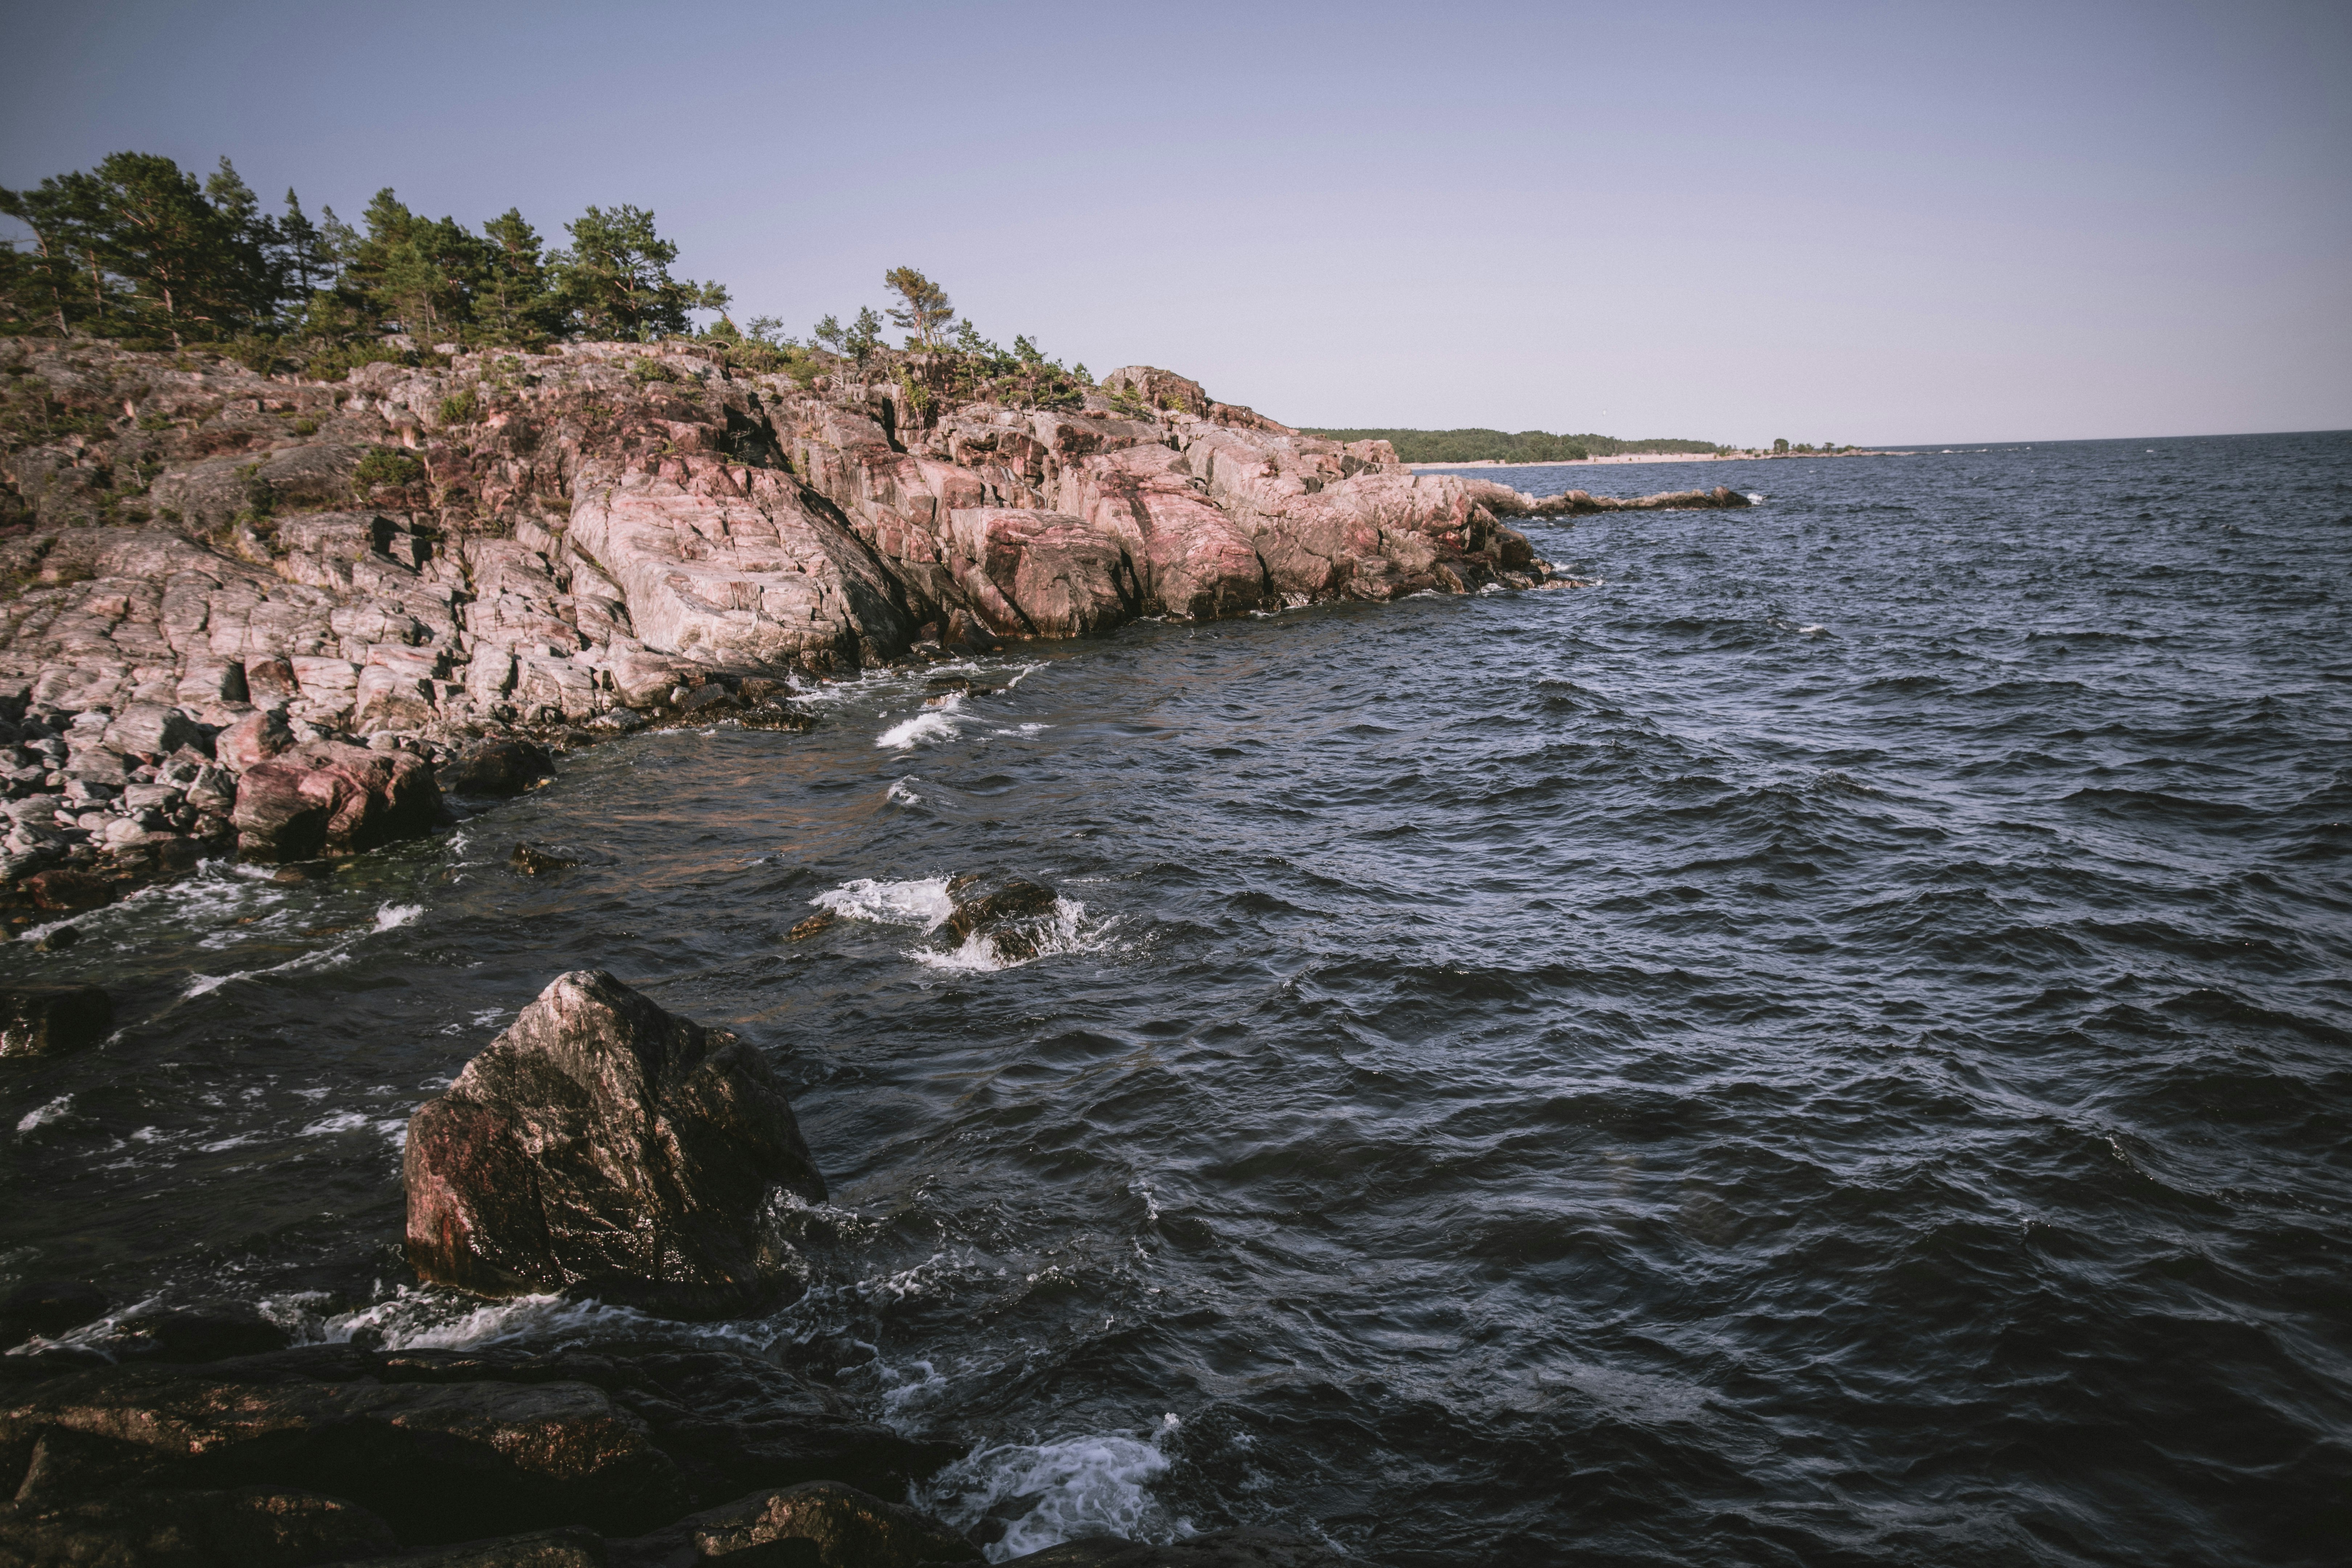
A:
21 869 117 913
440 737 557 797
0 1343 960 1556
403 969 827 1318
111 1302 293 1363
511 842 580 876
0 1484 398 1568
0 982 113 1058
0 1280 107 1348
1002 1530 1356 1566
608 1479 983 1568
374 1525 608 1566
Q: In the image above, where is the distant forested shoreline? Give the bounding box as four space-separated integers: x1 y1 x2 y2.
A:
1302 428 1727 464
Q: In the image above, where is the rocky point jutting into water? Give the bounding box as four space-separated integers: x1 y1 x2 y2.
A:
0 338 1748 914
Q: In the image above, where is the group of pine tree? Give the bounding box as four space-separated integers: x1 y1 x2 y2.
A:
1 149 1104 412
0 152 734 365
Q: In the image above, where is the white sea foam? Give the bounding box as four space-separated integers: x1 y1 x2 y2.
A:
1798 624 1828 636
323 1287 658 1349
813 876 955 931
17 1095 71 1134
374 902 424 931
887 777 923 805
926 1417 1189 1561
300 1110 372 1137
879 692 964 749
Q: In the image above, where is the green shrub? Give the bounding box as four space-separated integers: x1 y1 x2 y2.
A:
304 340 410 382
292 416 320 436
627 357 676 384
222 335 288 376
352 447 424 491
437 389 478 426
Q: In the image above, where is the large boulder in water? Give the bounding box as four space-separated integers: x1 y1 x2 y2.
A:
945 875 1062 962
404 969 826 1319
230 740 442 861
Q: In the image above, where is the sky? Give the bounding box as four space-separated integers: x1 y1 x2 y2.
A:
4 0 2347 446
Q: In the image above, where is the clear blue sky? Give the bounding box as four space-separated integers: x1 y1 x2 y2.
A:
5 0 2347 445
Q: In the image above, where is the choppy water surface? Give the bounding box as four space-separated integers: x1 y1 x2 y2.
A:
7 433 2351 1566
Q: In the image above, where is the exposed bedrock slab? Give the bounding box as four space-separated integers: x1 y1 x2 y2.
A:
567 461 912 670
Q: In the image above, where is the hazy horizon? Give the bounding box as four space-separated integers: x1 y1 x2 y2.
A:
5 0 2347 448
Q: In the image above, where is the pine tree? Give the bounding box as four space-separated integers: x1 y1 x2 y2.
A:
883 266 954 349
844 306 883 365
200 157 286 326
337 190 495 340
88 152 243 344
0 173 112 334
475 208 555 344
551 204 727 341
277 189 337 295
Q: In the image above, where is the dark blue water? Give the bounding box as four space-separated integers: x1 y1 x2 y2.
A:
6 433 2350 1565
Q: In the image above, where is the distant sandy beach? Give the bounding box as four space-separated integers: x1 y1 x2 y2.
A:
1407 450 1897 471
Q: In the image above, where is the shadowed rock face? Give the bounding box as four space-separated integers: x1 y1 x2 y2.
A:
0 1343 964 1556
229 739 442 861
404 969 826 1319
0 983 113 1059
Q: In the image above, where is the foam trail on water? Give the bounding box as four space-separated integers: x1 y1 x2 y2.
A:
184 901 427 996
924 1417 1188 1561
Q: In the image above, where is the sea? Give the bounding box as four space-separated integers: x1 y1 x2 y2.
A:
5 432 2349 1566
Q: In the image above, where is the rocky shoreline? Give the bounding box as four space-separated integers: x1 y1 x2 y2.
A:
0 339 1761 1560
0 336 1749 926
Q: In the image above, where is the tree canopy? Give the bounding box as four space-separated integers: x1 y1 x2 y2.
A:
1 150 728 354
883 266 954 349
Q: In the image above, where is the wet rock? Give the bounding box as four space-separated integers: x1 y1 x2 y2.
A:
442 738 558 797
512 843 580 876
0 1354 693 1544
788 912 836 942
944 876 1061 961
230 740 443 861
0 1342 963 1557
0 1281 107 1348
676 682 739 714
22 868 117 912
941 609 1002 651
373 1524 608 1566
608 1480 983 1568
34 924 79 951
113 1302 293 1363
0 1485 399 1568
0 982 113 1058
1001 1530 1356 1566
404 970 828 1318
